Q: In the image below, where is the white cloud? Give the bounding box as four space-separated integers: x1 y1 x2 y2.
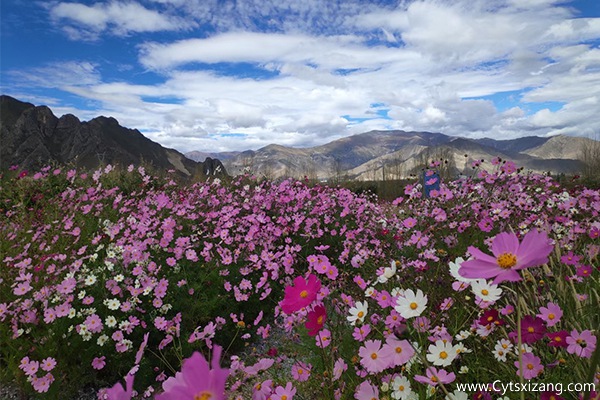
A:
7 0 600 153
50 1 194 38
8 61 101 88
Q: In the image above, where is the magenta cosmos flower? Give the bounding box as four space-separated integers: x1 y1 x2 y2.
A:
459 230 553 284
305 305 327 336
520 316 547 344
280 274 321 314
156 345 229 400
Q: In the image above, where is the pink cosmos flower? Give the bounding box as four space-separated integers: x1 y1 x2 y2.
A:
354 380 379 400
279 274 321 314
105 373 135 400
271 382 296 400
252 380 273 400
92 356 106 370
358 339 392 374
459 229 553 284
305 305 326 336
414 367 456 386
24 360 39 377
333 358 347 381
566 330 597 358
291 362 311 382
383 335 415 367
315 329 331 348
156 345 229 400
85 314 103 333
32 373 54 393
41 357 56 372
514 352 543 379
537 302 563 327
353 324 371 341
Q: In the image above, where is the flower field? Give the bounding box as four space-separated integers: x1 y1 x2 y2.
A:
0 161 598 400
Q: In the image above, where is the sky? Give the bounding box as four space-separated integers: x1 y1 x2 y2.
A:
1 0 600 154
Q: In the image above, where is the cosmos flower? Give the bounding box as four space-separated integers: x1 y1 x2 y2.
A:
359 340 393 374
566 330 597 358
520 316 547 344
280 274 322 314
414 367 456 386
354 380 379 400
305 305 326 336
459 230 553 284
514 352 543 380
156 345 229 400
271 382 296 400
546 331 568 348
395 289 427 319
347 301 369 325
537 302 563 327
426 340 458 367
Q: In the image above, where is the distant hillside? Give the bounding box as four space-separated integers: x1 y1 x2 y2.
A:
186 130 592 180
0 95 227 178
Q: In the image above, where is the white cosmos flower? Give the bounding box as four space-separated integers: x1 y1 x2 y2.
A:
470 280 502 303
426 340 458 367
85 275 97 286
395 289 427 319
105 315 117 328
391 375 412 400
347 301 368 326
446 390 469 400
378 260 397 284
104 299 121 311
449 257 477 283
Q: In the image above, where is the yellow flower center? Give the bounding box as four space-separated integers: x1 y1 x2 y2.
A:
548 313 555 320
317 315 324 325
527 327 534 333
399 385 405 391
439 351 448 359
281 396 288 400
409 302 418 310
497 252 517 269
357 311 364 318
431 376 438 383
526 363 534 370
481 289 489 296
194 392 213 400
371 353 378 360
395 347 402 354
300 290 308 298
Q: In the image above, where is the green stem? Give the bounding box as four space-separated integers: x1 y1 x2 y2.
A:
516 300 525 400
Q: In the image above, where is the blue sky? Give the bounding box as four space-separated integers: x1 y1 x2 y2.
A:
1 0 599 153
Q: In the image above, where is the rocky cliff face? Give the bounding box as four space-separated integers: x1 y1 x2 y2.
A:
0 95 227 178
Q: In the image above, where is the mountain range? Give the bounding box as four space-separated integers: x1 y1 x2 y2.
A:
0 95 226 178
186 130 592 181
1 95 593 181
